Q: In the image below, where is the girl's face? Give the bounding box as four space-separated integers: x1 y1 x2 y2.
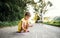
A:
25 16 30 20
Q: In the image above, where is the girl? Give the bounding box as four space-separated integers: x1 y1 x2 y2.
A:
18 12 31 33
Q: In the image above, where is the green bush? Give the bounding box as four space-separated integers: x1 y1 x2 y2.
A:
43 16 60 27
0 21 18 28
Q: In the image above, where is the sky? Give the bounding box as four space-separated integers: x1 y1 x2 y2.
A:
44 0 60 17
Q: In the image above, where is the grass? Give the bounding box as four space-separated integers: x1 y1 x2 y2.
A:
0 21 18 28
43 22 60 27
43 16 60 27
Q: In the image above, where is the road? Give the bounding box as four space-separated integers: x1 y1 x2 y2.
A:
0 23 60 38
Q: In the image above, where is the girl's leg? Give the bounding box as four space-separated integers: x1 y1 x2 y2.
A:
26 26 29 32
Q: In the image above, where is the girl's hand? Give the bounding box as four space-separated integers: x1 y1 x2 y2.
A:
26 30 29 32
29 25 33 27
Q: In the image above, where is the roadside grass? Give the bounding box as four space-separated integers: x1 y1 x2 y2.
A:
43 22 60 27
0 21 18 28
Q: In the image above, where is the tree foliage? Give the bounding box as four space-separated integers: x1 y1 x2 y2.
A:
0 0 52 21
26 0 52 21
0 0 26 21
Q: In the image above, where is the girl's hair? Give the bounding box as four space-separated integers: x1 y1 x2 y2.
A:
25 12 31 17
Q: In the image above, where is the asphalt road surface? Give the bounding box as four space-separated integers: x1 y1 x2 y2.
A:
0 23 60 38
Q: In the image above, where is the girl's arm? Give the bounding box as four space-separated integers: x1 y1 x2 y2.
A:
28 22 33 27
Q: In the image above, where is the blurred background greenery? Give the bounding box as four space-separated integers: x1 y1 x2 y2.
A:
0 0 60 27
0 0 26 27
43 16 60 27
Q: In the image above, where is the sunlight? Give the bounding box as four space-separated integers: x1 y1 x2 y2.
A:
27 0 60 23
44 0 60 17
27 4 35 23
34 0 39 3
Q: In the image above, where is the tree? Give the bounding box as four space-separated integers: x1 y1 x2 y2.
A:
0 0 27 21
25 0 53 22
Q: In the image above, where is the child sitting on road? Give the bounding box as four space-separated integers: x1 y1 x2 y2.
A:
17 12 31 33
